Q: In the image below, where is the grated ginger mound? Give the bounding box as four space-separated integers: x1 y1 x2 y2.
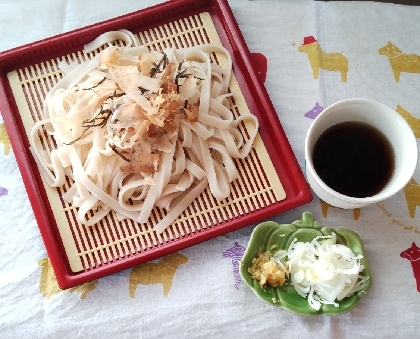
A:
248 251 286 288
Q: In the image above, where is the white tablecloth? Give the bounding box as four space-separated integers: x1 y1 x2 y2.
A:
1 0 420 338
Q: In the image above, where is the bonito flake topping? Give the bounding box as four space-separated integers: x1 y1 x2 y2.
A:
101 47 200 173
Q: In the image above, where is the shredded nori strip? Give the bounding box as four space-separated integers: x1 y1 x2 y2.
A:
174 63 203 93
63 127 90 145
106 89 125 100
138 87 148 94
65 105 112 144
175 68 187 93
162 53 169 70
149 53 168 78
109 144 130 162
82 77 107 91
177 60 184 72
81 109 112 129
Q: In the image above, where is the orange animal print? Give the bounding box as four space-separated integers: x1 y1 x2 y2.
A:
129 252 188 298
0 123 11 155
379 42 420 82
400 242 420 292
298 36 348 82
396 105 420 138
320 199 360 220
38 257 98 299
404 178 420 218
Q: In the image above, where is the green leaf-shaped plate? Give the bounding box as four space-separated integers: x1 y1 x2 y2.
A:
240 212 372 315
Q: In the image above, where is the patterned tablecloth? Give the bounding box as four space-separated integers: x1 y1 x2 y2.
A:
1 0 420 338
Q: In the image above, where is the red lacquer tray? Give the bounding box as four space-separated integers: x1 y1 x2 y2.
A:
0 0 312 289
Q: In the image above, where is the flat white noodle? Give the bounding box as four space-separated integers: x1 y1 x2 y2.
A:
58 60 80 76
153 179 209 234
30 31 260 236
84 30 137 52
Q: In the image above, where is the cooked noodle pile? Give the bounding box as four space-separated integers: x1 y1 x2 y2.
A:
29 30 259 234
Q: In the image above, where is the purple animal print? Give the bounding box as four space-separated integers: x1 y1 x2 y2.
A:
0 186 8 196
304 102 324 119
222 242 245 289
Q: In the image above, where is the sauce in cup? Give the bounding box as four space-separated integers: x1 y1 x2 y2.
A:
305 98 417 209
312 121 395 198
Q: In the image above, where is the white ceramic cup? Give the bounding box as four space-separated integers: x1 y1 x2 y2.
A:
305 98 418 209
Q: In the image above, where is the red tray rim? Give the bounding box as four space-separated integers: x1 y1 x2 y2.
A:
0 0 312 289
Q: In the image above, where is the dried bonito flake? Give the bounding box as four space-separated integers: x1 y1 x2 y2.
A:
102 47 206 172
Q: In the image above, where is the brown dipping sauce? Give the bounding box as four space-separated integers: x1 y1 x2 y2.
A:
312 121 395 198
